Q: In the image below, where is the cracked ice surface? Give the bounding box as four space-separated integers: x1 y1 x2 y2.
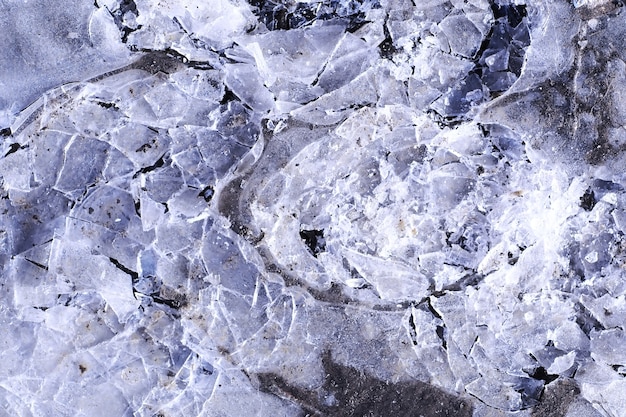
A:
0 0 625 416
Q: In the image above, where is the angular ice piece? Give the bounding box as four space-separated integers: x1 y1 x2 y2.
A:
580 380 626 417
565 399 604 417
202 368 301 417
143 165 185 203
144 82 190 120
428 162 475 209
102 145 134 183
213 101 256 142
316 32 378 93
438 14 484 59
9 256 56 311
167 188 206 219
171 146 216 186
575 359 621 385
154 216 203 254
55 136 109 196
0 309 36 379
202 227 259 297
448 340 481 387
89 6 130 60
196 129 252 178
171 68 225 101
49 237 139 321
484 49 510 72
408 80 443 109
482 70 518 92
291 68 379 125
0 150 31 191
547 351 577 375
549 320 590 352
96 268 140 322
271 80 325 105
343 249 430 301
590 328 626 366
73 185 136 232
224 63 274 112
139 193 165 232
32 130 71 187
5 186 71 256
106 123 171 168
68 99 118 137
430 72 487 119
465 376 522 411
171 0 254 50
244 25 344 87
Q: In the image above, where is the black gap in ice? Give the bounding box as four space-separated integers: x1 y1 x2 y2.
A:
96 101 119 110
528 366 559 384
133 154 167 178
4 143 21 157
109 257 139 280
199 186 214 202
579 188 596 211
408 313 418 346
152 294 186 310
378 19 396 59
299 229 326 257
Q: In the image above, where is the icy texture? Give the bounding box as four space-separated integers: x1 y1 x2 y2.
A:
1 0 626 416
0 0 130 127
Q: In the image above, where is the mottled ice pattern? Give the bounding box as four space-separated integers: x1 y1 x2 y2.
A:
0 0 625 416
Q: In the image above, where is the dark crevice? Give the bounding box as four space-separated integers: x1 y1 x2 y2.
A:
26 258 49 271
423 297 443 319
528 366 559 384
220 87 242 105
408 312 418 345
431 273 485 295
199 185 214 202
611 364 626 375
152 294 186 310
108 257 139 280
133 154 167 178
299 229 326 257
4 143 21 157
435 325 447 349
96 101 119 110
580 188 596 211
